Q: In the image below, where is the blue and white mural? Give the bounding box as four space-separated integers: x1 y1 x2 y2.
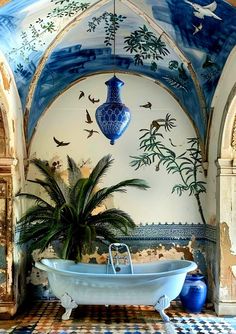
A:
0 0 235 145
29 2 203 141
149 0 236 107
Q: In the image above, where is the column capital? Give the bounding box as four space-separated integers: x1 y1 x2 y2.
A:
0 157 18 173
216 158 236 175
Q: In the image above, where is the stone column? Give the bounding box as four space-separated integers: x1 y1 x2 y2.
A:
0 158 16 318
215 158 236 315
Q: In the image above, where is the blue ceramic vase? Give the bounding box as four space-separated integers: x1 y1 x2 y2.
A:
95 75 131 145
179 274 207 313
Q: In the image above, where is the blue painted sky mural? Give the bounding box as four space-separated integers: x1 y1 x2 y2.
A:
149 0 236 107
0 0 235 146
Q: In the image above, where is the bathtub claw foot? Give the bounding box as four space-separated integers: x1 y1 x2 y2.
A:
60 293 78 320
62 309 73 321
154 295 170 323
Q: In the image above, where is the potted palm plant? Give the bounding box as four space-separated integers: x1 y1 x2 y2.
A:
17 155 149 262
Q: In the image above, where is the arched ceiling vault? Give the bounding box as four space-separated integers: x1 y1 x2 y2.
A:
25 0 207 141
0 0 235 156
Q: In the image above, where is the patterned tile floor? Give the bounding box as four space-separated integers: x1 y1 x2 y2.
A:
0 301 236 334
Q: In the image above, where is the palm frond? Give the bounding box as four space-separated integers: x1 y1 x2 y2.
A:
24 224 62 253
95 226 118 243
61 225 73 259
71 178 89 214
15 192 52 208
88 208 136 233
18 219 56 244
17 206 54 226
84 178 150 218
17 155 148 260
67 155 81 187
30 159 66 205
80 155 114 211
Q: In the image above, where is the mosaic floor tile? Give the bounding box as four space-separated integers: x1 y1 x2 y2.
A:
0 302 236 334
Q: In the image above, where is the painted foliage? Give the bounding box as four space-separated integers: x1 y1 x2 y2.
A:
29 73 205 224
0 0 235 144
130 121 206 224
0 0 96 108
28 2 203 142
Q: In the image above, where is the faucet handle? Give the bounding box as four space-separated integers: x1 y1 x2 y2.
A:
112 243 122 247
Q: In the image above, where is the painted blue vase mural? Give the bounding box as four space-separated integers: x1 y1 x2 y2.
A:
95 75 131 145
180 274 207 313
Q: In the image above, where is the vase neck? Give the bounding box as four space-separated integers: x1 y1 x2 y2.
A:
105 75 124 104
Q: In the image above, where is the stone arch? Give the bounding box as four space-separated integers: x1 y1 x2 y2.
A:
214 85 236 315
218 83 236 159
209 45 236 315
24 0 206 146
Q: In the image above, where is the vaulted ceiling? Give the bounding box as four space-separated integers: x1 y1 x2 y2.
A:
0 0 236 146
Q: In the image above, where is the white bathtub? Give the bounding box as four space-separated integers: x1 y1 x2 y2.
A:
36 258 197 321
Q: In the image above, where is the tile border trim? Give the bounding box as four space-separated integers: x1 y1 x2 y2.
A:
118 223 216 243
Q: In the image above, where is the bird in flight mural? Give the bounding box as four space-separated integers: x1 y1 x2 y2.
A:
78 90 85 100
184 0 222 20
85 109 93 124
192 23 203 35
84 129 99 138
53 136 70 147
140 102 152 109
88 94 100 104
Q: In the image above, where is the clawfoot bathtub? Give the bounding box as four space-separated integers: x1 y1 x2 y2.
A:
36 258 197 321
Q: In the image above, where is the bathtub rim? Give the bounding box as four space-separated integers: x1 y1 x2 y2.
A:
35 258 197 278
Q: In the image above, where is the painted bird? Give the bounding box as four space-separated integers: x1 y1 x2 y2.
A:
85 109 93 124
53 136 70 147
84 129 99 138
78 90 85 99
202 55 216 68
150 120 161 131
140 102 152 109
184 0 222 20
88 94 100 104
192 23 203 35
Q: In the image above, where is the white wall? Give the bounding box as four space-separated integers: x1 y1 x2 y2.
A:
29 73 204 224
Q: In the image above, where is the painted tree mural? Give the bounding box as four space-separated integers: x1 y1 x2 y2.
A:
8 0 90 61
130 114 206 224
124 25 169 72
87 12 126 46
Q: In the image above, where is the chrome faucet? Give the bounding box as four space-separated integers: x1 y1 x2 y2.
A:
108 243 134 274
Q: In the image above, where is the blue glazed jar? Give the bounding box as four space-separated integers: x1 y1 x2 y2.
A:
179 274 207 313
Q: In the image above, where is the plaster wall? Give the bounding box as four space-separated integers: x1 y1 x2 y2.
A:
24 72 208 299
0 0 235 315
29 73 206 225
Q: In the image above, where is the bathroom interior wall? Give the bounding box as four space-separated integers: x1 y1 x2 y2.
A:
29 73 205 225
25 73 208 299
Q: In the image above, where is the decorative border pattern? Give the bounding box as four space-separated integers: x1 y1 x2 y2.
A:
119 223 216 243
231 114 236 150
205 224 217 243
